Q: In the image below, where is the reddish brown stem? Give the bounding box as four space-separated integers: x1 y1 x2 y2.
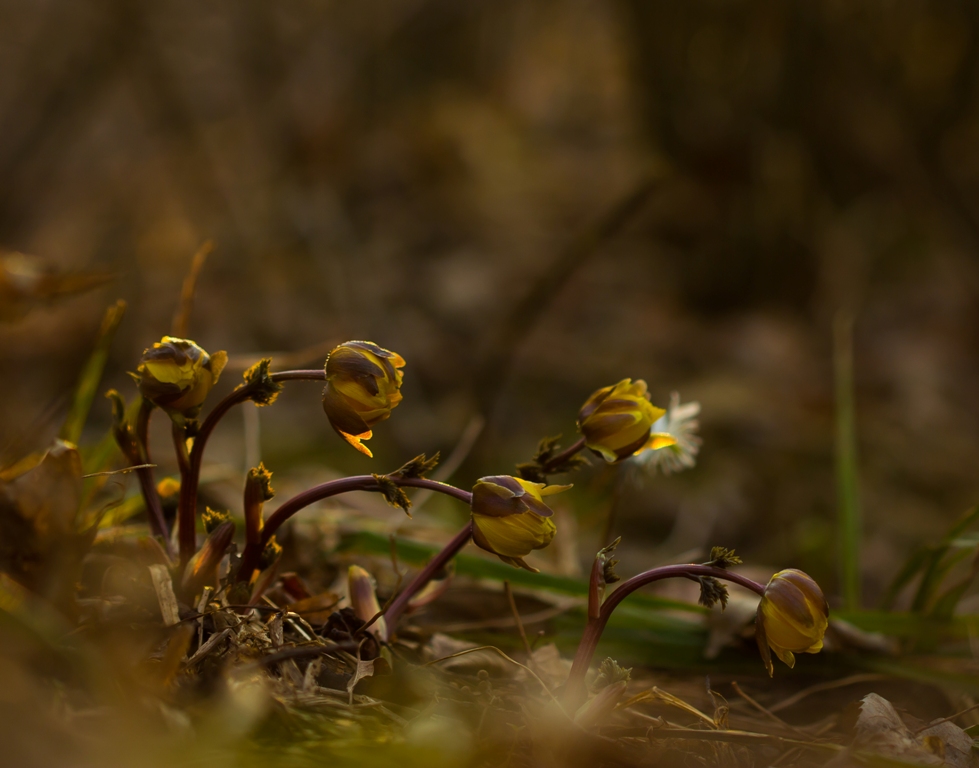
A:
563 565 766 711
176 369 325 567
133 400 174 558
236 475 473 582
382 523 473 640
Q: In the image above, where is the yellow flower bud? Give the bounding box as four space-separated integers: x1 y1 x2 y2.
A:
348 564 387 639
322 341 405 457
470 475 570 572
577 379 671 463
243 463 274 548
156 477 180 499
157 477 181 525
756 569 829 677
136 337 227 421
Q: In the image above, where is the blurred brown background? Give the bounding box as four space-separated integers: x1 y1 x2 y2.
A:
1 0 978 606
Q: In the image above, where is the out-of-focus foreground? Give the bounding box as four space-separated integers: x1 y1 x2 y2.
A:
2 2 979 766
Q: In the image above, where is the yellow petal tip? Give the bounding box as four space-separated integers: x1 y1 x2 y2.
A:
341 431 374 457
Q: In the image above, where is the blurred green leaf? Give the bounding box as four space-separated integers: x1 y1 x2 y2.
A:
81 428 120 476
80 395 143 511
836 609 979 641
929 548 979 620
913 547 973 613
913 506 979 614
340 532 979 692
880 547 933 611
59 300 126 445
881 505 979 614
337 530 704 614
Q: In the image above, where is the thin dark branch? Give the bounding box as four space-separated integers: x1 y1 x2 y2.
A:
473 176 661 417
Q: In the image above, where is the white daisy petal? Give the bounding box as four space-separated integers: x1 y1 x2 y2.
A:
627 391 702 480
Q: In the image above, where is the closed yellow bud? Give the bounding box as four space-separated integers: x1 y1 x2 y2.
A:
136 337 227 421
470 475 570 572
755 569 829 677
577 379 671 463
322 341 405 457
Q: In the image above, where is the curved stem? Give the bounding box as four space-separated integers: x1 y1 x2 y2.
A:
602 565 765 616
382 523 473 640
563 565 766 711
236 475 474 581
177 369 325 566
134 400 173 558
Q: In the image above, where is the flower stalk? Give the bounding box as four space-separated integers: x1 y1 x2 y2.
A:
563 563 766 711
381 523 473 639
235 474 473 583
176 369 325 566
132 399 173 557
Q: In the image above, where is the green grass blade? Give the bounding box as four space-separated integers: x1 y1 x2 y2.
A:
930 577 975 620
928 546 979 620
80 393 142 510
936 504 979 544
910 505 979 613
81 427 120 475
835 608 979 641
59 300 126 445
912 548 971 613
834 312 861 611
880 545 932 611
882 505 979 612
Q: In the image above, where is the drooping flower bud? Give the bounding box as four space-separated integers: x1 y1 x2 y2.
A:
348 565 386 640
755 569 829 676
135 337 227 421
470 475 570 572
577 379 674 463
321 341 405 457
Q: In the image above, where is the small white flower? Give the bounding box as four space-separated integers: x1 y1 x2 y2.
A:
628 392 701 478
